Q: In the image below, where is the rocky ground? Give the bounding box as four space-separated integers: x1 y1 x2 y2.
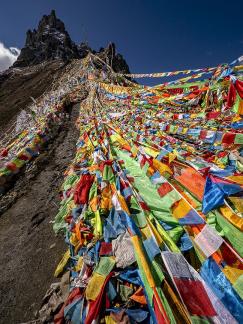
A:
0 103 80 323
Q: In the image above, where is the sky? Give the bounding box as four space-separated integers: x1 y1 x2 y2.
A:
0 0 242 84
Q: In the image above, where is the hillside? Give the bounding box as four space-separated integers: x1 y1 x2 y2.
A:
0 60 65 133
0 9 242 324
0 11 131 323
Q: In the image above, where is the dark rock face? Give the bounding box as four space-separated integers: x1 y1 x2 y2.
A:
77 42 92 58
13 10 130 74
96 42 130 74
14 10 80 67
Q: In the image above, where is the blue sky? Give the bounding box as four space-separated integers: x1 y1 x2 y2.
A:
0 0 242 83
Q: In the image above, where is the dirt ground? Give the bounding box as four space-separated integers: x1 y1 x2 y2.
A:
0 61 65 134
0 103 80 323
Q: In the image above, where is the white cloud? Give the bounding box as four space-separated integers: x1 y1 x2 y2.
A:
0 42 20 72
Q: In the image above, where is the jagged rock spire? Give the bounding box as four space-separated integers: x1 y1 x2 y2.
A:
14 10 80 67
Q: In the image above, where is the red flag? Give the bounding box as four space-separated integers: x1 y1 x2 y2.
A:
174 278 216 316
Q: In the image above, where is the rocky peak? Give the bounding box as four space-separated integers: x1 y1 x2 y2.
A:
13 10 130 75
96 42 130 74
38 10 65 33
14 10 79 67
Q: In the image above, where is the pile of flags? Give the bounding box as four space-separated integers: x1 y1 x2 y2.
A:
52 59 243 323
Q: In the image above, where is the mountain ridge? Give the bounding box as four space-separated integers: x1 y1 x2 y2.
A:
13 9 130 75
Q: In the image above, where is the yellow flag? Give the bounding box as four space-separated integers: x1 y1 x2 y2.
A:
54 249 70 277
86 272 106 300
153 159 173 175
169 152 177 164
